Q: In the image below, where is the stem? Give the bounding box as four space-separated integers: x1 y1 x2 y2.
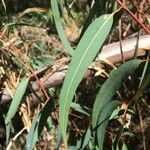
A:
0 32 49 100
115 0 150 35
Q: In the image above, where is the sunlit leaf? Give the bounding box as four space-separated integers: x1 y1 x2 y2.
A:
59 14 113 146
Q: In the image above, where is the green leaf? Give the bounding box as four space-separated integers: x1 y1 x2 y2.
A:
135 60 150 101
80 128 91 149
26 113 39 150
79 0 116 40
79 0 100 40
55 127 62 150
51 0 74 56
96 100 119 149
5 77 29 125
122 143 128 150
5 77 29 144
59 14 114 146
71 102 90 116
68 146 78 150
26 100 54 150
109 107 120 120
92 59 142 129
113 126 124 150
5 118 11 145
139 58 149 87
30 55 54 69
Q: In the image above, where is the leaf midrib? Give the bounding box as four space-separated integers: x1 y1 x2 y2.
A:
61 14 113 133
93 61 140 127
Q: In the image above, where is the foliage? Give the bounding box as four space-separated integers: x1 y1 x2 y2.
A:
59 13 114 146
0 0 150 150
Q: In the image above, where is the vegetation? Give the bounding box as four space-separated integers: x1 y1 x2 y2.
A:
0 0 150 149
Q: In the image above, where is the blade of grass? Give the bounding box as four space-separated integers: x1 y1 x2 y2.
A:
1 0 6 12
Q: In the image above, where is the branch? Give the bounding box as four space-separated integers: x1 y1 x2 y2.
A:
115 0 150 35
1 35 150 104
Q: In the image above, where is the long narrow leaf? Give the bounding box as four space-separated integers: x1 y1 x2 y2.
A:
92 59 142 129
79 0 100 40
5 119 11 145
5 77 29 144
51 0 74 56
81 128 91 149
59 14 113 146
26 113 39 150
5 77 29 124
96 100 119 149
26 99 54 150
134 61 150 102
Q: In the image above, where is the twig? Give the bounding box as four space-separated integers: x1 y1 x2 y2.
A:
137 103 146 150
1 35 150 104
134 30 140 58
115 0 150 35
6 127 26 150
0 32 49 100
118 19 124 62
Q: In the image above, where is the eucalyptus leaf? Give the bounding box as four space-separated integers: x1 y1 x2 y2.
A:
5 119 11 145
80 128 91 149
96 100 119 149
59 14 113 146
5 77 29 144
51 0 74 56
92 59 142 129
26 99 54 150
26 113 39 150
5 77 29 125
135 61 150 101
